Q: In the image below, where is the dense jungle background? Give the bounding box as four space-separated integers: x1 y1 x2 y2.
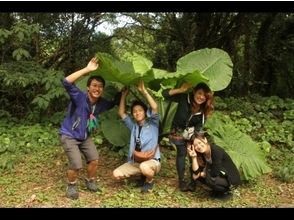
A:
0 12 293 207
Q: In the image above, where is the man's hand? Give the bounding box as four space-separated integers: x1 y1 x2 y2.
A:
137 80 147 95
121 86 129 97
86 57 99 72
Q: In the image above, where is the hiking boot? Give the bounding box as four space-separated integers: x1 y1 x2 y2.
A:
85 179 101 192
141 181 154 193
66 183 79 200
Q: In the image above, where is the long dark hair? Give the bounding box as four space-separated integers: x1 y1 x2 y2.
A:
190 82 214 118
189 130 206 144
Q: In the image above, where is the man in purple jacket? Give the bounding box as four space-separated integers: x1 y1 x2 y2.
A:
60 57 117 200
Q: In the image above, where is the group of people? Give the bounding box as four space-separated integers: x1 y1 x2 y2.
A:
59 58 241 200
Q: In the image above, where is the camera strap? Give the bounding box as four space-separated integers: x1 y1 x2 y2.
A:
138 125 142 139
135 125 143 148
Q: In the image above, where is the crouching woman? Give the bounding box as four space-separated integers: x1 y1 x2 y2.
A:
187 131 241 199
113 80 161 193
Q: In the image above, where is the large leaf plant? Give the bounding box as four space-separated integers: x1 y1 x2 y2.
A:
205 112 272 181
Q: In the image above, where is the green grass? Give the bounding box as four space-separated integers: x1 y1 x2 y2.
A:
0 145 293 207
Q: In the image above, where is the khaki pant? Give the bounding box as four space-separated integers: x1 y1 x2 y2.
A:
114 159 161 179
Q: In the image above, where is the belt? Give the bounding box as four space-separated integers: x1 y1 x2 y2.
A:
153 158 161 162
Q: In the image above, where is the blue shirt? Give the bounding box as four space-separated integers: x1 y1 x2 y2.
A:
122 109 160 162
59 78 114 140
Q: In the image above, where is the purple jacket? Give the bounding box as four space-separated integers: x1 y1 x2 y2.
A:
59 78 115 140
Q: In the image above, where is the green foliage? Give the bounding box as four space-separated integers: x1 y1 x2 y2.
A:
215 95 294 150
214 95 294 182
205 112 272 181
0 61 67 124
0 120 59 170
30 69 67 124
269 146 294 183
277 158 294 183
284 110 294 120
0 21 39 62
0 28 11 43
12 48 31 61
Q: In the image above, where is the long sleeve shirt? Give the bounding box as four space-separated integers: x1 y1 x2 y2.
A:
59 78 115 140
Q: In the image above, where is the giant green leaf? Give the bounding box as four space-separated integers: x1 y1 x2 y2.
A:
205 112 272 181
158 100 178 136
124 52 153 75
176 48 233 91
100 107 130 147
90 48 233 92
91 52 153 86
95 52 136 85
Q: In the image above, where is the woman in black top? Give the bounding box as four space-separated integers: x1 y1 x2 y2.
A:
162 82 214 191
187 131 241 198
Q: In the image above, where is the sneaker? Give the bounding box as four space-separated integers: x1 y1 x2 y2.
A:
141 181 154 193
66 183 79 200
135 175 146 187
179 180 188 192
85 179 101 192
186 181 196 192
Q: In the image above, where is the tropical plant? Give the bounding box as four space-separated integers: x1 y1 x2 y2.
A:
92 48 233 92
205 112 272 181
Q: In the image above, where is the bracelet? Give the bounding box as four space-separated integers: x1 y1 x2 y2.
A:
192 168 201 175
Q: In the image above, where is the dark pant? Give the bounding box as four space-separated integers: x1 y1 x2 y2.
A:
175 143 187 181
204 175 230 193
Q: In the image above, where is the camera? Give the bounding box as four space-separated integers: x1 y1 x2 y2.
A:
135 140 141 151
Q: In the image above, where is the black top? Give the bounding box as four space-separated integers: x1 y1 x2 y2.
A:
162 89 204 132
205 144 241 186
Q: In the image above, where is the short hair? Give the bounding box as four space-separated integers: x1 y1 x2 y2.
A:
87 75 105 87
131 100 148 114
